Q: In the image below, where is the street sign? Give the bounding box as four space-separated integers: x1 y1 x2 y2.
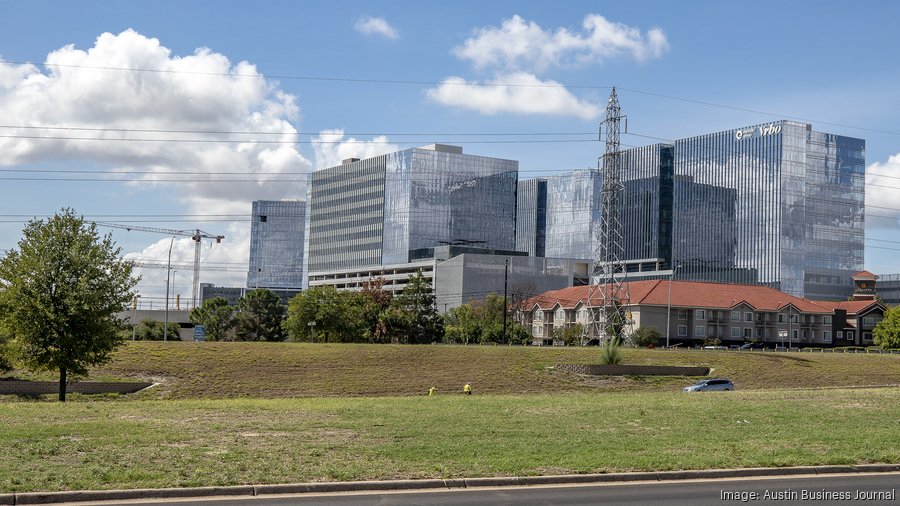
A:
193 325 206 341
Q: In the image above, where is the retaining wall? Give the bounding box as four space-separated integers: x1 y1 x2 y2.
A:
556 364 710 376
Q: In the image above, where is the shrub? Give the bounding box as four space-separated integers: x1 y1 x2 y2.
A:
600 340 623 365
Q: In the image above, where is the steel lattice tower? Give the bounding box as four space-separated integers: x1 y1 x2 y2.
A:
586 87 632 344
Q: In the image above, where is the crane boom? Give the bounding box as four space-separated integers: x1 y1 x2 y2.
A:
93 222 225 308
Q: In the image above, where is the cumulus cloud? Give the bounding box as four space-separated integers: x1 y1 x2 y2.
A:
311 129 400 170
867 153 900 227
0 29 310 208
425 72 601 120
454 14 668 72
354 16 399 40
0 29 310 292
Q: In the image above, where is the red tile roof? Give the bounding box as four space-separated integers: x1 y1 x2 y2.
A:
852 270 878 280
523 280 841 313
813 300 882 315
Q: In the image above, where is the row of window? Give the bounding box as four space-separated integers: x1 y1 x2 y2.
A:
677 325 837 341
680 309 833 325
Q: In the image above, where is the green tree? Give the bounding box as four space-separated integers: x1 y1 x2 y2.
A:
631 326 661 347
235 289 286 342
444 294 531 345
189 297 235 341
0 209 137 401
131 319 182 341
378 273 443 344
873 307 900 349
283 286 366 342
551 323 584 346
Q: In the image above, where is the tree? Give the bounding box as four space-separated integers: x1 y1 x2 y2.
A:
0 209 137 401
551 324 584 346
234 289 286 342
444 294 531 345
130 319 182 341
360 278 393 342
189 297 235 341
283 286 366 342
873 307 900 349
631 326 661 348
378 273 443 344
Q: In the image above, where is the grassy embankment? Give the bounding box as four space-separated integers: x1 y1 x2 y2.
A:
7 341 899 398
2 342 898 493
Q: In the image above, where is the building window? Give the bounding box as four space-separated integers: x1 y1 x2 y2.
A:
677 325 687 337
731 310 741 321
823 331 832 342
744 312 753 322
863 332 873 341
824 315 832 325
791 330 798 340
862 317 875 327
678 310 688 320
695 325 706 337
836 331 843 339
756 327 763 338
695 310 706 321
259 215 267 223
744 328 752 338
731 327 741 338
778 313 785 323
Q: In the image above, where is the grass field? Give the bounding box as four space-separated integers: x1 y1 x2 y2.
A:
5 341 896 398
1 388 898 492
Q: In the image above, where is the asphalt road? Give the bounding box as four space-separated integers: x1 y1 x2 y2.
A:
82 473 899 506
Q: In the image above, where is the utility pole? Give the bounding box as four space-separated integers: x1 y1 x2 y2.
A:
164 236 175 342
503 258 509 344
586 87 631 345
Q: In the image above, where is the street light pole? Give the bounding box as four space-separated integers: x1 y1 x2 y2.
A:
164 236 175 342
666 264 682 349
131 294 141 341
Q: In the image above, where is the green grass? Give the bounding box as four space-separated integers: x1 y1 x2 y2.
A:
1 388 898 492
5 341 896 399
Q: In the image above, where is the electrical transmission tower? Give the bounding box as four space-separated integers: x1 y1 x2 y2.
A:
586 87 632 344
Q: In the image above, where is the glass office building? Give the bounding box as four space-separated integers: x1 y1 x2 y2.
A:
543 170 603 261
307 144 518 273
247 200 306 289
520 121 865 300
673 121 864 299
515 178 547 257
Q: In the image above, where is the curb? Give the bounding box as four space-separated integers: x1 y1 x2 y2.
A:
4 464 899 505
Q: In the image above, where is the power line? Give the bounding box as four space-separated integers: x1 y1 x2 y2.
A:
2 58 897 137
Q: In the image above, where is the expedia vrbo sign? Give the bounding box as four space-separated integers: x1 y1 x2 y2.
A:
735 123 782 140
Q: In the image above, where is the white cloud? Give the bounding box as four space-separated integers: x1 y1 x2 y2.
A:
0 29 311 294
867 153 900 227
0 29 310 211
354 16 399 40
311 129 400 170
453 14 668 72
425 72 601 120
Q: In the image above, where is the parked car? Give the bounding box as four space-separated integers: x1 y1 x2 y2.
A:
739 342 766 350
683 378 735 392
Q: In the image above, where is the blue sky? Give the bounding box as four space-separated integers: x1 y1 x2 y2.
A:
1 1 899 304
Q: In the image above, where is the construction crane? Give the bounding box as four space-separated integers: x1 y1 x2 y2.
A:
93 222 225 307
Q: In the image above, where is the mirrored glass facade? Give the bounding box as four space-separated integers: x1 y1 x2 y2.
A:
247 200 306 289
523 122 865 300
674 121 865 299
308 145 518 273
543 170 602 261
515 178 547 257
